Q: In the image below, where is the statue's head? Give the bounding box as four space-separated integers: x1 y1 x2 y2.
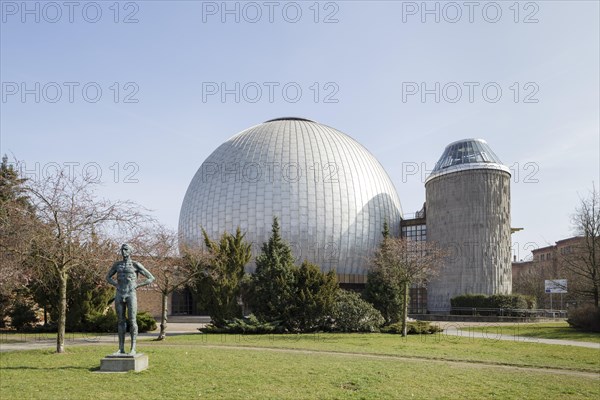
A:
121 243 133 257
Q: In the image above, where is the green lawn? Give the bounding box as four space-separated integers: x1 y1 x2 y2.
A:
157 332 600 373
460 322 600 343
1 342 598 400
2 332 599 399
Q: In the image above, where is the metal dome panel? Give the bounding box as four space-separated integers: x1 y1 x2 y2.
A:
179 118 402 278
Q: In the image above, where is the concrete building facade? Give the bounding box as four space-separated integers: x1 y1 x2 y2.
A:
425 139 512 312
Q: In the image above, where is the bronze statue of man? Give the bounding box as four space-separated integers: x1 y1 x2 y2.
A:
106 243 155 355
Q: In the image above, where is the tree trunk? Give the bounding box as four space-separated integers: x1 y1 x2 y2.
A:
157 292 168 340
401 281 409 337
57 271 67 353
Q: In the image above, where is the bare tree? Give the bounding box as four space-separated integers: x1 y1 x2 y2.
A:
17 167 148 353
372 237 445 336
560 185 600 307
132 225 212 340
512 262 554 308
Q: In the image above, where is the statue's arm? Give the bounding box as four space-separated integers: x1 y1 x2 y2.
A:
106 263 119 287
134 261 155 289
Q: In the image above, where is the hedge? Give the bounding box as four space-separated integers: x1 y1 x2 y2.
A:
567 305 600 332
450 293 537 316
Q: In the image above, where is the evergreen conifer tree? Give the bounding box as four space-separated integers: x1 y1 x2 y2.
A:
197 227 251 326
249 217 296 323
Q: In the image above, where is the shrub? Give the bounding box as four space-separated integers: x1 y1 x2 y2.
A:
136 311 157 332
450 293 536 316
27 322 58 333
242 219 342 332
287 261 338 332
326 290 384 332
200 314 282 334
0 293 12 328
86 309 118 333
9 301 39 331
28 268 114 332
450 294 489 311
381 320 443 335
20 309 156 333
64 281 114 332
82 309 156 333
522 295 537 309
567 305 600 333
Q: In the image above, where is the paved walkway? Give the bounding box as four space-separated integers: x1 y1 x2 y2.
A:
443 327 600 349
0 324 198 353
0 332 154 352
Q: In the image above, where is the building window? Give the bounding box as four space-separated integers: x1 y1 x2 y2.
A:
409 285 427 314
171 288 193 315
401 224 427 242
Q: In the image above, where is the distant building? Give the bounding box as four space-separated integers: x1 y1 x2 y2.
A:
512 236 584 309
512 236 582 281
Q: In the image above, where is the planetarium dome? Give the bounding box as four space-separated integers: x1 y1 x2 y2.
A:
178 118 402 283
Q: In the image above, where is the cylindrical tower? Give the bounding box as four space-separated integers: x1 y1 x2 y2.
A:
425 139 512 313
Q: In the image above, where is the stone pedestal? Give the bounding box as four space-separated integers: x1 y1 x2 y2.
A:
100 353 148 372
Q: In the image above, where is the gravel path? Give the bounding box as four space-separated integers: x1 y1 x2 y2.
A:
2 322 598 352
443 327 600 349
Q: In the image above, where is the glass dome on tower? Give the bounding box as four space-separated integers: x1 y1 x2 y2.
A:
425 138 510 183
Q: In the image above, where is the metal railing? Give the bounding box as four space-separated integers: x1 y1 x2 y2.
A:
450 307 567 318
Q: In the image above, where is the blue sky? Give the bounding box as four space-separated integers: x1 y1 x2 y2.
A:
1 0 599 260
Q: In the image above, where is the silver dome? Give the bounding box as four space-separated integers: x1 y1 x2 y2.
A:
178 118 402 281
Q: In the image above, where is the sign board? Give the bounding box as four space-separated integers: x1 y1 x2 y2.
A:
545 279 567 293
